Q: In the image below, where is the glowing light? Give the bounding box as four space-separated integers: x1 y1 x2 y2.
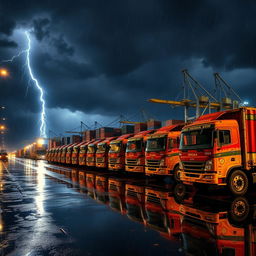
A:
37 138 45 145
0 68 9 77
0 125 5 130
243 101 249 106
2 30 46 138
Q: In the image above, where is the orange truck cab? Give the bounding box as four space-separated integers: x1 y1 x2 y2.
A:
179 195 249 255
108 178 126 214
66 143 79 164
79 139 95 166
145 186 170 237
96 137 117 168
86 172 96 199
56 145 65 163
125 182 146 224
145 124 184 178
95 175 109 204
61 144 72 164
86 139 104 167
125 130 155 173
179 107 256 195
108 134 133 171
72 141 85 165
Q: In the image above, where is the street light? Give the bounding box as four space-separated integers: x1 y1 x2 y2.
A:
0 68 9 78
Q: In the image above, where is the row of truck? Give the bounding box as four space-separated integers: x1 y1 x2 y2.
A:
46 107 256 196
46 165 256 256
46 124 182 177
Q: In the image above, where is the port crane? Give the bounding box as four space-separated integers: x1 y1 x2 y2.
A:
149 69 241 122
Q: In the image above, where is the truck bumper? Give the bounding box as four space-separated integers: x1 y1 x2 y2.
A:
96 163 107 168
125 165 144 173
145 167 170 176
87 162 95 167
108 164 123 171
180 171 224 185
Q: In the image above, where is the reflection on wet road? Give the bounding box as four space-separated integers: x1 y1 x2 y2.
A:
1 158 256 255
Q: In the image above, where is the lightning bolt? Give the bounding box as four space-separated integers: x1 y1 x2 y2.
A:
2 30 46 138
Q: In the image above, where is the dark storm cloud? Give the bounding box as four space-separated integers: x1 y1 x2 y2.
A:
0 16 16 35
51 35 74 56
32 18 50 41
0 38 17 48
1 0 256 149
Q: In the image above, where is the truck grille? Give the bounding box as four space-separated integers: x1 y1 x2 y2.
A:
96 157 104 163
109 183 118 191
126 159 137 165
146 194 161 205
127 189 137 198
183 161 205 173
87 157 94 162
146 160 160 168
109 158 117 164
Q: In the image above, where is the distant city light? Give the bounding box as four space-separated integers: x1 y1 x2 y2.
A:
37 138 45 145
0 68 9 77
243 101 249 106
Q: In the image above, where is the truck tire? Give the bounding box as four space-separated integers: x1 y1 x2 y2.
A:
228 170 249 196
173 165 180 182
174 183 186 203
229 197 250 225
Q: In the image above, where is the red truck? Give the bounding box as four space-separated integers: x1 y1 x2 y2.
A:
60 144 72 164
95 137 117 168
179 107 256 195
108 134 133 171
72 141 86 165
79 139 95 166
125 130 155 173
66 143 79 164
145 124 184 179
56 145 66 163
125 182 146 225
86 139 104 167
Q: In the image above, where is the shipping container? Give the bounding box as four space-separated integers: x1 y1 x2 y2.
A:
134 123 147 134
85 130 96 142
121 125 134 134
147 119 161 130
164 119 184 127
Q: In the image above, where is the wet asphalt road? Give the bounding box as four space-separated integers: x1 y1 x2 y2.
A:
0 158 183 256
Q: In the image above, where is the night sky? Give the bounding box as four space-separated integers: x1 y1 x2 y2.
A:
1 0 256 150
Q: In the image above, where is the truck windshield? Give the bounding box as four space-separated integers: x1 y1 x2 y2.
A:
97 143 107 153
180 128 213 150
146 137 166 152
126 139 143 152
36 150 46 155
88 145 96 153
109 142 122 153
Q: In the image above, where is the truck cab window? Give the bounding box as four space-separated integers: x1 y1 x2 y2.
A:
219 130 231 145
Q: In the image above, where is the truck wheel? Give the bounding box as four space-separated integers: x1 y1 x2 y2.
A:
228 170 249 196
229 197 250 225
174 183 186 203
173 165 180 182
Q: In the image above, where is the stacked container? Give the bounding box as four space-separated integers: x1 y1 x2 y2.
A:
121 125 134 134
147 120 161 130
134 123 147 133
163 119 184 127
85 130 96 142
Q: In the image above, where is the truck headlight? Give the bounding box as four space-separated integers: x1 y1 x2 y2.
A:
160 158 165 166
204 160 213 171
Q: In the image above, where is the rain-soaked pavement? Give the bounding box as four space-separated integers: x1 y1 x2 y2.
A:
1 158 256 255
